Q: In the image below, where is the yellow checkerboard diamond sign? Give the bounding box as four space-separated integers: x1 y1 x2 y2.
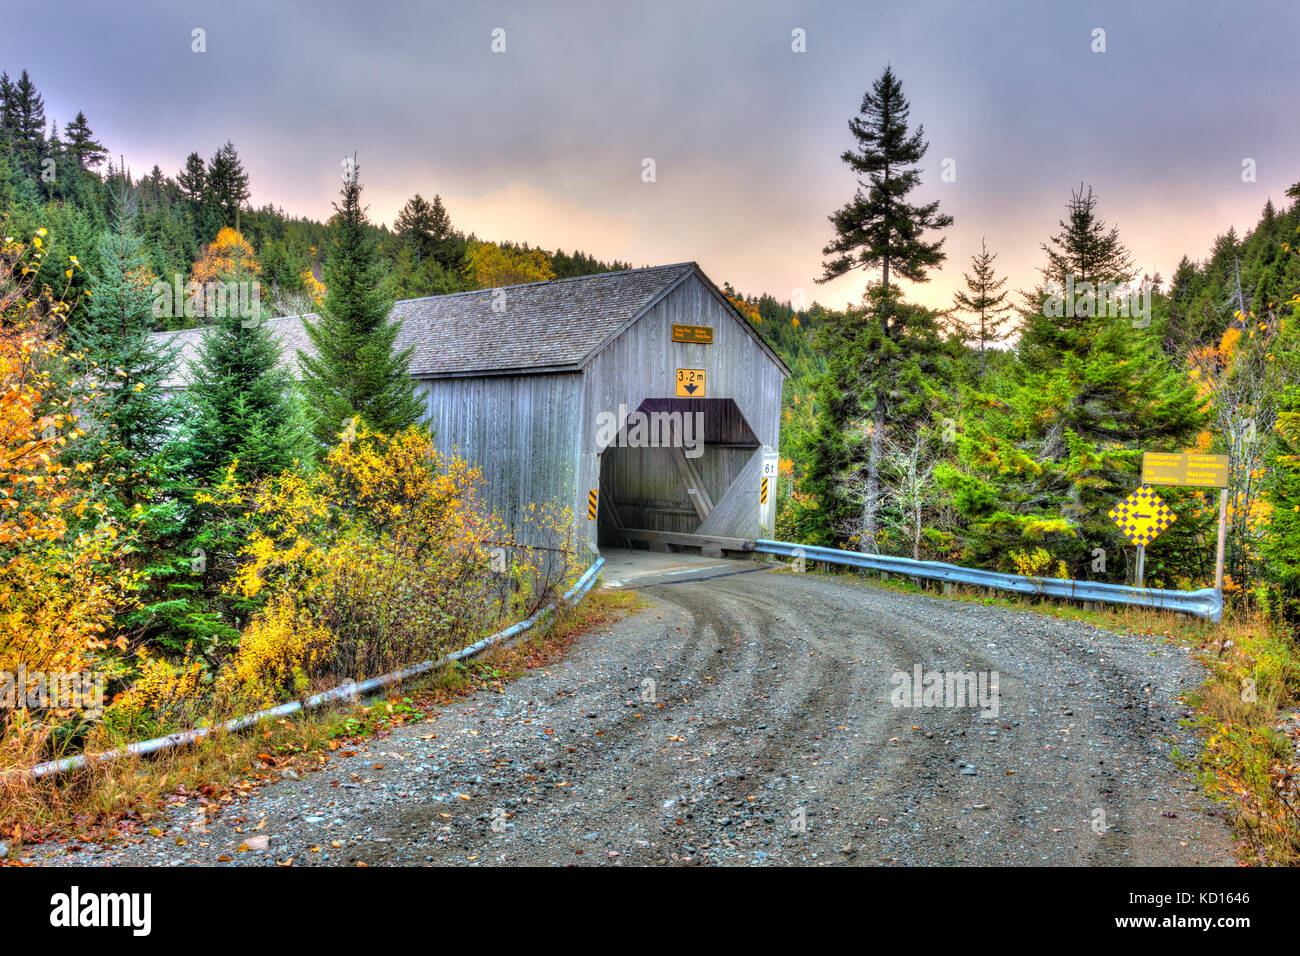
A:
1108 486 1176 546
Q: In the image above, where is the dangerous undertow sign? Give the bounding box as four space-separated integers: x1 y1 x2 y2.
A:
1141 451 1229 488
676 368 706 397
1109 486 1176 546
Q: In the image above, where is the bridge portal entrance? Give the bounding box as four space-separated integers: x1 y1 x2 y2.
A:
596 397 763 555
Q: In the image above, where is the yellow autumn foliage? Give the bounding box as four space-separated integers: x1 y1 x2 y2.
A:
463 241 555 289
0 232 139 693
205 425 578 696
216 595 332 708
189 227 261 285
107 652 205 732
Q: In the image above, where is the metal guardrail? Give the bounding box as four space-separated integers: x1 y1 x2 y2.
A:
755 540 1222 622
20 556 605 780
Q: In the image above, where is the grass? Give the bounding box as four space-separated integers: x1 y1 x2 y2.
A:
775 561 1300 865
0 588 645 859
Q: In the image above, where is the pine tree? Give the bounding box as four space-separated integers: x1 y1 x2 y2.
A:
812 65 952 552
71 181 181 474
299 160 420 445
61 183 223 657
205 141 250 230
951 238 1013 379
0 72 16 155
177 151 206 204
1262 383 1300 628
804 293 949 548
1018 184 1135 367
395 192 464 275
8 70 46 176
820 66 952 293
395 193 438 262
940 188 1204 581
64 110 107 170
181 238 311 483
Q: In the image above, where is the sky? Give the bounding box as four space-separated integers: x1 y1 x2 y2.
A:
2 0 1296 312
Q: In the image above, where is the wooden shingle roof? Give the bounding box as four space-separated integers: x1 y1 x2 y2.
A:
154 261 789 388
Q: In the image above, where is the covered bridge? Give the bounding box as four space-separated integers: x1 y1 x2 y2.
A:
158 262 790 556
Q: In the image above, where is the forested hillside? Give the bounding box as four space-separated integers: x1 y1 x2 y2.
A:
3 57 1300 862
0 69 631 333
734 68 1300 621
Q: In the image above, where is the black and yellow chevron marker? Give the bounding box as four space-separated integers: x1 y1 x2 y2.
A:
1108 485 1176 546
587 489 598 520
760 476 769 505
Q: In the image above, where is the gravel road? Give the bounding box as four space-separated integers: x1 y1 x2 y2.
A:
34 566 1235 867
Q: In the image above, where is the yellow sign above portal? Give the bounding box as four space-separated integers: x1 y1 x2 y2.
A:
676 368 706 397
672 324 714 344
1109 486 1177 547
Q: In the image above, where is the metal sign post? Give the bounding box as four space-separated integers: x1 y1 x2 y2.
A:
1139 451 1232 601
1214 487 1229 596
1135 544 1145 589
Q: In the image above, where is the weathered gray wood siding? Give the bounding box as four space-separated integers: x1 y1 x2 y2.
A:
415 373 587 551
580 272 785 544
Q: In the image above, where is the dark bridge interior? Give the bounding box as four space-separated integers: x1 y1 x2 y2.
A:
597 397 759 549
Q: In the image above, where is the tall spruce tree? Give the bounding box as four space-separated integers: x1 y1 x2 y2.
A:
177 151 206 205
1018 184 1135 367
67 184 230 658
181 246 311 483
64 111 107 170
939 186 1203 581
951 238 1013 379
811 66 952 552
7 70 45 176
395 193 439 263
299 160 420 445
71 181 181 470
205 141 250 230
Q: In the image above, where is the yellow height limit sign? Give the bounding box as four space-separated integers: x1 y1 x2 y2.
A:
676 368 705 397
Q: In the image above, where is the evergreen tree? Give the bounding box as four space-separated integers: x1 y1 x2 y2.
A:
1017 184 1136 367
820 66 952 293
205 140 250 230
390 244 462 299
0 72 16 155
177 150 206 205
803 292 949 548
64 110 107 170
299 160 420 444
950 238 1013 379
940 188 1204 581
812 65 952 551
1262 383 1300 628
394 192 465 276
181 244 311 483
8 70 46 176
395 193 438 262
71 181 181 473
